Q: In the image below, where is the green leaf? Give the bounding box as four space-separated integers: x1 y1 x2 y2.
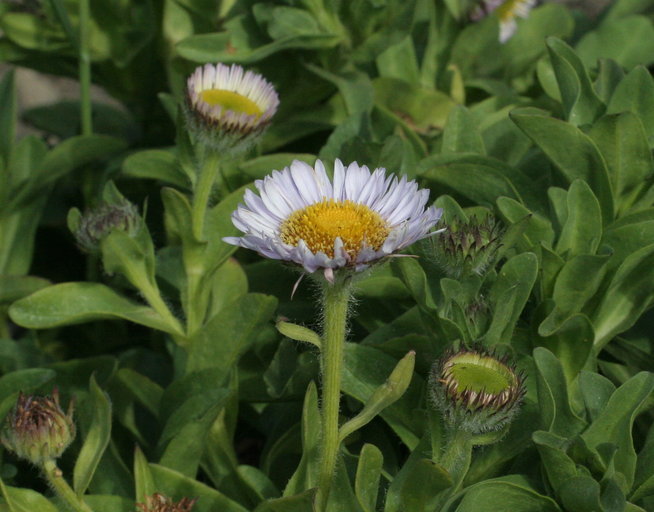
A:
159 386 229 477
385 437 451 512
73 375 112 496
391 258 436 312
555 180 603 256
204 185 251 273
355 444 383 512
187 293 277 373
343 344 423 448
134 446 156 507
592 243 654 348
533 347 586 437
546 37 605 126
601 210 654 269
0 481 58 512
483 253 538 345
538 254 609 337
276 320 321 350
150 463 249 512
607 66 654 144
559 475 603 512
419 154 524 208
122 149 188 189
9 282 183 335
0 69 16 166
7 135 126 211
176 31 340 64
374 77 456 134
589 112 653 213
376 36 420 84
115 368 163 417
449 478 561 511
83 495 135 512
253 489 316 512
533 430 579 493
307 65 373 115
576 16 654 70
283 382 321 496
511 108 614 224
0 276 50 304
578 371 616 422
537 314 594 385
339 351 415 442
441 106 485 155
582 372 654 491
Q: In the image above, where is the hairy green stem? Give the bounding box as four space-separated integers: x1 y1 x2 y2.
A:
438 427 472 496
316 279 351 511
42 459 94 512
192 150 222 241
78 0 92 136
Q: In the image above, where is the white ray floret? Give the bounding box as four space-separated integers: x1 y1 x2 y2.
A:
224 159 443 275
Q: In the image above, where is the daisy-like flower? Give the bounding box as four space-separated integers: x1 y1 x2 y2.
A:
223 159 443 279
185 63 279 154
470 0 536 43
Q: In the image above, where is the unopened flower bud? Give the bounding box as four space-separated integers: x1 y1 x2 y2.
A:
137 493 197 512
1 389 75 465
184 63 279 156
429 348 525 434
69 199 140 254
431 213 504 279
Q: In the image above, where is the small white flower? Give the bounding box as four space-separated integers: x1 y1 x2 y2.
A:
471 0 536 43
185 63 279 153
223 160 443 276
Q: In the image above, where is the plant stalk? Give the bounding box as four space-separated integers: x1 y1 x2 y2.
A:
438 426 473 496
42 459 94 512
316 278 351 511
192 150 222 241
78 0 92 136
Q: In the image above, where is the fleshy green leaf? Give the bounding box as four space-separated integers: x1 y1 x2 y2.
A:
73 375 113 496
8 282 183 335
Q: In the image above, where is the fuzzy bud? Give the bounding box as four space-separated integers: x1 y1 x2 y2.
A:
431 214 504 279
429 348 525 434
1 389 76 465
69 199 140 254
137 493 197 512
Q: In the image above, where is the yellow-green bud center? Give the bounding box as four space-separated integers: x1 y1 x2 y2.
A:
200 89 262 117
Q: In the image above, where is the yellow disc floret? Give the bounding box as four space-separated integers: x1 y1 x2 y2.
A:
200 89 263 117
280 199 390 260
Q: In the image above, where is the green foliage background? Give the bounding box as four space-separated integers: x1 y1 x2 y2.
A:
1 0 654 510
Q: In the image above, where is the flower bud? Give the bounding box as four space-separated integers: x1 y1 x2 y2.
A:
429 348 525 434
431 213 504 279
184 63 279 156
1 389 75 465
69 198 140 254
137 493 197 512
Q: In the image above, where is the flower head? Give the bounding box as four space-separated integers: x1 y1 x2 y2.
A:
223 160 442 278
429 348 525 433
70 199 140 254
1 389 75 465
185 63 279 154
470 0 536 43
137 493 197 512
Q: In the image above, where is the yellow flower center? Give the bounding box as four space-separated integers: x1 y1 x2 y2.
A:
200 89 262 117
280 199 390 260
